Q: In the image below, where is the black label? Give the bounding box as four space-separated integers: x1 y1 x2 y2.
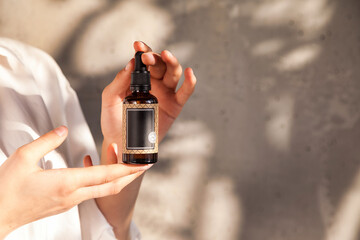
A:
126 108 155 150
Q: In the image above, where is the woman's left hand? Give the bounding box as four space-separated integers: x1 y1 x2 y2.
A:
101 41 197 160
93 41 196 239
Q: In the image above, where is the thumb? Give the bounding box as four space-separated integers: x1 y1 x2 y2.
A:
17 126 68 163
102 58 134 107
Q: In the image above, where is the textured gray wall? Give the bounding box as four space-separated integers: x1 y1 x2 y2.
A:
1 0 360 239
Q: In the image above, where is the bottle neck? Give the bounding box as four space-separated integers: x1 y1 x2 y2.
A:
131 88 150 94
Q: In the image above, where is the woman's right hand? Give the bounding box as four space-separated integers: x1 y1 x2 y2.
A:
0 126 150 239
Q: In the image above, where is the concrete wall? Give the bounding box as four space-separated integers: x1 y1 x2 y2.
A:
1 0 360 239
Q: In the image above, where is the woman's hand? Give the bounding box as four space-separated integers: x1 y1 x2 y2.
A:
101 41 197 154
98 41 197 239
0 126 150 239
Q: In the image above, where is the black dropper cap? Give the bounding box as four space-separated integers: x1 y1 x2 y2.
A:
131 51 151 91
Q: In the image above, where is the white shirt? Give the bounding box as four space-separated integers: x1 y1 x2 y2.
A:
0 38 141 240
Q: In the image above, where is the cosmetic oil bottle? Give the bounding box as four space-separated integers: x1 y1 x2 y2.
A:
122 51 158 164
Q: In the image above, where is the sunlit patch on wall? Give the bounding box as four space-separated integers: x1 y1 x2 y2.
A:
195 177 242 240
237 0 334 38
276 44 320 71
324 168 360 240
0 0 104 56
252 38 284 57
265 94 294 152
72 0 174 76
166 42 195 66
134 121 219 239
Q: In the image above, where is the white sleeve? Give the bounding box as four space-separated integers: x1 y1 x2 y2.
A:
42 48 142 240
79 200 142 240
1 38 142 240
40 44 142 240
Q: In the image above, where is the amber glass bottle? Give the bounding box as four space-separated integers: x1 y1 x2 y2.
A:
122 51 158 164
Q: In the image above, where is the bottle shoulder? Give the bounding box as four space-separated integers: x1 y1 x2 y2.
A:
123 92 158 104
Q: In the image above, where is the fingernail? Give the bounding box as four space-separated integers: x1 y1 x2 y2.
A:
166 50 173 57
139 164 154 171
189 68 194 75
54 126 67 137
125 60 132 71
112 143 118 155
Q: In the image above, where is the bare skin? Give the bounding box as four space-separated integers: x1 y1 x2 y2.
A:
0 41 196 240
0 126 151 239
96 41 196 239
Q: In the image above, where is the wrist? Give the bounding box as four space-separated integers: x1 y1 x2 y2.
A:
0 227 10 239
102 138 113 147
0 216 17 239
113 224 131 240
102 133 122 145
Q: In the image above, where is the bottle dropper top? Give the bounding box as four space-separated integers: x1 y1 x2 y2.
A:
131 51 151 91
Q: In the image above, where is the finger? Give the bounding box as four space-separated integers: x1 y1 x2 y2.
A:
68 163 152 188
133 41 152 52
106 143 118 165
102 58 134 107
133 42 166 79
142 52 167 79
17 126 68 163
74 170 145 201
83 155 93 167
176 68 197 106
161 50 183 89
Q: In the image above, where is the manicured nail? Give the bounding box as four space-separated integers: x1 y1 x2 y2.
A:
112 143 118 155
166 50 173 57
125 60 132 71
54 126 67 137
189 68 194 75
139 164 154 171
